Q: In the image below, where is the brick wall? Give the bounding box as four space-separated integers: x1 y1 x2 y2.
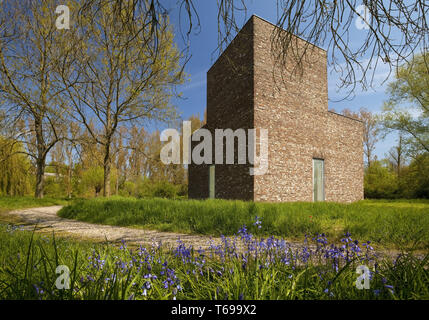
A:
188 18 255 200
252 16 364 202
188 15 364 203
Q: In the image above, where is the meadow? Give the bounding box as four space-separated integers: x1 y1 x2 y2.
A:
1 196 429 300
58 198 429 250
0 197 70 224
0 196 69 212
1 222 428 300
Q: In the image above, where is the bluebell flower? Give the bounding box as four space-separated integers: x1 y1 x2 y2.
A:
253 216 262 229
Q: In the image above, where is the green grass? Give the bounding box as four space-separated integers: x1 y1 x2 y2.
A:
0 196 70 212
58 197 429 250
1 223 428 300
0 196 71 225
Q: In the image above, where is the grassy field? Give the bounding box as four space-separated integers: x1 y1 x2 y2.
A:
0 196 71 224
1 222 428 300
58 198 429 250
0 196 70 212
1 196 429 300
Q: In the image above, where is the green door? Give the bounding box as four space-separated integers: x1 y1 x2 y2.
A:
313 159 325 202
209 165 215 199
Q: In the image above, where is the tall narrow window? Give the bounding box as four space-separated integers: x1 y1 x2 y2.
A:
313 159 325 202
209 165 215 199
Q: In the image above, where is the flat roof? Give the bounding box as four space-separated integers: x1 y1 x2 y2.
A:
327 110 363 123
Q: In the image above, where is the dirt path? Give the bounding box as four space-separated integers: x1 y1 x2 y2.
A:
3 206 410 259
4 206 319 254
5 206 226 250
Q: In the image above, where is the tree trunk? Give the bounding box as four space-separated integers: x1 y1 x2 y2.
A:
103 143 111 197
67 166 72 199
115 169 119 196
34 117 46 199
35 157 46 199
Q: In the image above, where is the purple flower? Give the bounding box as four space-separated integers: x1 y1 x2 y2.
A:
253 216 262 229
33 284 44 296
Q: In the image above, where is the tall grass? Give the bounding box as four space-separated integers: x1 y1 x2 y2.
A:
0 223 428 300
58 198 429 249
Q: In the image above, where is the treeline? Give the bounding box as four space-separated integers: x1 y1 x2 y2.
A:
0 115 204 199
335 108 428 199
365 155 429 199
0 1 427 200
0 1 188 198
341 52 429 199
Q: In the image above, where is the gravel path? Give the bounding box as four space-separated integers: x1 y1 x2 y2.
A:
4 206 408 259
5 206 224 250
4 206 319 253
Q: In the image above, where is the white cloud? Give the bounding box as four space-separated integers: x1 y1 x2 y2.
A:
180 70 207 93
328 56 397 101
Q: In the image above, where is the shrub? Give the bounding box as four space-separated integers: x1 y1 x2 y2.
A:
152 181 177 199
364 160 398 199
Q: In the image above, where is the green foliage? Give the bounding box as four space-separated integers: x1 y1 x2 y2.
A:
44 177 65 198
0 225 428 300
403 154 429 198
364 160 399 199
58 198 429 249
152 181 178 199
81 166 104 197
382 53 429 153
364 156 429 199
0 137 32 196
118 178 185 199
0 196 69 211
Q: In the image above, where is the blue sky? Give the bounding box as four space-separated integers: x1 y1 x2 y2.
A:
167 1 402 160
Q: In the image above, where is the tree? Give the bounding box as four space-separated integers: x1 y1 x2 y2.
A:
188 113 205 132
80 0 429 96
364 159 398 199
404 154 429 198
0 136 32 196
382 53 429 154
59 1 185 197
387 134 406 179
342 107 381 167
82 166 105 197
50 122 81 198
112 126 129 196
0 1 73 198
128 125 149 180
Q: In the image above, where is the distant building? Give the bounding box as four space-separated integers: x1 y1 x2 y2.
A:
188 15 363 203
43 172 58 178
